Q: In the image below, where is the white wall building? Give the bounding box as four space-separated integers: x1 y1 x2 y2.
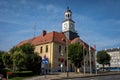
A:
106 48 120 68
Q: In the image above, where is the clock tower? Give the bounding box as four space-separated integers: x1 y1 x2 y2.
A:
62 7 79 40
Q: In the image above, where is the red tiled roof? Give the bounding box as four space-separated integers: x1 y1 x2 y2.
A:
71 38 94 50
17 31 94 50
17 31 70 46
71 37 79 43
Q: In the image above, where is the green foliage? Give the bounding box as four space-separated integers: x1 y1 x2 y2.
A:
68 43 84 68
0 51 5 69
12 71 33 77
20 43 35 54
2 43 42 75
12 50 25 71
10 46 20 54
2 52 13 69
97 51 111 65
97 50 111 70
25 53 42 74
0 68 11 77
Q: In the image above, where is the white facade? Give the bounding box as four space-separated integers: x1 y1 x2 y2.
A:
62 20 75 32
62 8 75 33
107 49 120 68
97 48 120 70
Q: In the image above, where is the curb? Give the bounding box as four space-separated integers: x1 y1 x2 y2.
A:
51 72 120 80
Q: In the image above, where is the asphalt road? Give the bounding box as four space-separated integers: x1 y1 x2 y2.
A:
65 74 120 80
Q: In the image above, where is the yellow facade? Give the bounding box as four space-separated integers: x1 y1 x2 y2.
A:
34 42 66 71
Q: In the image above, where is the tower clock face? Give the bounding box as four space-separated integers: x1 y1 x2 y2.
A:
64 23 67 29
70 24 73 28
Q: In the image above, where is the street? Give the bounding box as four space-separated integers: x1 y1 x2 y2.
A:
65 75 120 80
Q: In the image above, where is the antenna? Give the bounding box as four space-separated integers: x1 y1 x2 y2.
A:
66 0 70 8
33 22 37 38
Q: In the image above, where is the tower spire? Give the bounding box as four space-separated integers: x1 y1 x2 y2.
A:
66 0 70 10
67 6 69 10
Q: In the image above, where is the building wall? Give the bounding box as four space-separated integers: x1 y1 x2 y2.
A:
34 42 67 71
53 42 66 71
34 41 96 72
107 51 120 67
97 48 120 69
34 42 54 70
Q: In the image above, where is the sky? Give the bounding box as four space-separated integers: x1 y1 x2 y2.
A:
0 0 120 51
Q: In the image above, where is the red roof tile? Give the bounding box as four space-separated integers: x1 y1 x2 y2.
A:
71 38 94 50
17 31 70 46
17 31 94 50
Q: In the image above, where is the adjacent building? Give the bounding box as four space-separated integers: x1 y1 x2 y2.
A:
106 48 120 68
17 7 96 72
97 48 120 71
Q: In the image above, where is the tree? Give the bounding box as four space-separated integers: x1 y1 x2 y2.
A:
19 43 42 74
12 50 25 71
0 51 5 69
68 43 85 70
20 43 35 54
10 46 20 54
2 52 13 69
25 53 42 74
97 50 111 71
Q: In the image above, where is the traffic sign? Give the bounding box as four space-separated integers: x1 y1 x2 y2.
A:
42 58 48 64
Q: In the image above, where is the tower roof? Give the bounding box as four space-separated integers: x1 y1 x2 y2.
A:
65 7 72 13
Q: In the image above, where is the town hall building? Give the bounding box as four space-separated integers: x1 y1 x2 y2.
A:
17 7 96 72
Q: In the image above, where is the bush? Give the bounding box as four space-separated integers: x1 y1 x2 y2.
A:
0 68 11 78
12 71 33 77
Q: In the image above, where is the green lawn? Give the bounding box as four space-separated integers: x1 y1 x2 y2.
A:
9 77 26 80
8 71 40 80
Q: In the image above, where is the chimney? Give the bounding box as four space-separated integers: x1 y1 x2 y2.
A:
42 30 47 36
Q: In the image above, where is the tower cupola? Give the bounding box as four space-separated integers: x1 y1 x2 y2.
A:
62 7 79 40
64 7 72 19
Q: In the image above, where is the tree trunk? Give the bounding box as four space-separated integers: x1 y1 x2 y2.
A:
77 68 80 72
103 64 104 71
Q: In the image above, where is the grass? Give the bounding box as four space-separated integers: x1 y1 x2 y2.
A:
9 77 25 80
8 71 41 80
9 75 41 80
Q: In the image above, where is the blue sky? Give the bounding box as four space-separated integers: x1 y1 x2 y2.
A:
0 0 120 51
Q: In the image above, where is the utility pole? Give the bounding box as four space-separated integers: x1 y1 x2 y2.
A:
89 43 92 75
83 43 86 75
94 44 97 75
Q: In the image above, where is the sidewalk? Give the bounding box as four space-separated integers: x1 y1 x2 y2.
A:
24 71 120 80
